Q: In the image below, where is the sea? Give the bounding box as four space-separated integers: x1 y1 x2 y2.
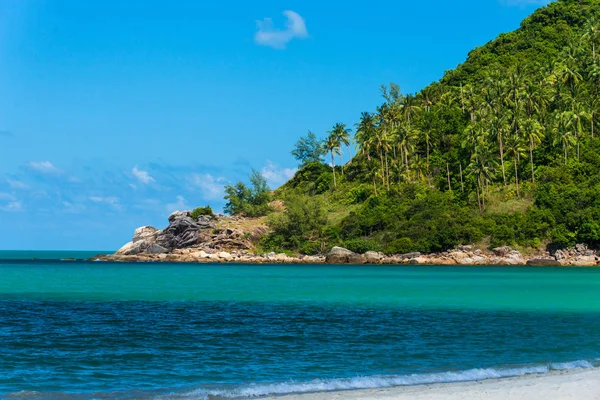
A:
1 250 599 399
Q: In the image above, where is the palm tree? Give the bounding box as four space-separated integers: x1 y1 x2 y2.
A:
568 99 591 160
373 126 392 190
468 145 497 214
505 134 527 197
552 111 576 165
324 133 340 189
329 123 352 174
355 112 377 158
583 16 600 63
520 118 544 183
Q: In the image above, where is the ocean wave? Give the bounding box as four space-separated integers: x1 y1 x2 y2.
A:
4 360 597 400
157 360 598 400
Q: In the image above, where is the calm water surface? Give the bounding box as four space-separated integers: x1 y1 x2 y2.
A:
1 254 599 399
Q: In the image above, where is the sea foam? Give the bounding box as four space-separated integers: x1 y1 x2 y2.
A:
156 360 597 400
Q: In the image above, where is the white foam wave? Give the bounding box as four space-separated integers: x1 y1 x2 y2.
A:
155 360 597 400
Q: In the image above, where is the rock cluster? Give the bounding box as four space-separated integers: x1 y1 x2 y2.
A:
115 211 261 257
102 214 599 266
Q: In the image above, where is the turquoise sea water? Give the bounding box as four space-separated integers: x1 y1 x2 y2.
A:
1 252 600 399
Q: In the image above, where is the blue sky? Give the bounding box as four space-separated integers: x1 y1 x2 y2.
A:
0 0 551 250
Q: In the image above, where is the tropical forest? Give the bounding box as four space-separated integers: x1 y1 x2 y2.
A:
224 0 600 256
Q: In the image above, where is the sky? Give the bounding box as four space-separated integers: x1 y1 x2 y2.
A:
0 0 552 250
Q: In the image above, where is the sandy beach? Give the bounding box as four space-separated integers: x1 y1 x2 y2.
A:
267 368 600 400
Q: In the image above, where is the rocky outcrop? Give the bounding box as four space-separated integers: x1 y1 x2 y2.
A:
105 214 600 266
326 247 362 264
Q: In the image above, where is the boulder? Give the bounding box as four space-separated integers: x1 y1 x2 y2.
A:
492 246 512 257
326 247 357 264
503 257 524 266
145 243 169 254
363 251 383 264
450 251 469 261
459 257 474 265
217 251 233 261
472 256 486 264
168 210 192 222
554 249 568 262
401 252 421 260
116 241 135 255
408 256 428 265
572 255 597 266
274 253 289 261
133 226 158 243
527 258 561 266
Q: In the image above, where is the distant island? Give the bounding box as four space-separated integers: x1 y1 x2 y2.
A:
102 0 600 266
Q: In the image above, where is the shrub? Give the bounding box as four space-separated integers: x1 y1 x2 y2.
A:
385 238 415 255
343 238 378 254
190 206 214 219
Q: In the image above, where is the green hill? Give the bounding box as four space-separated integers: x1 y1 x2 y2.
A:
225 0 600 256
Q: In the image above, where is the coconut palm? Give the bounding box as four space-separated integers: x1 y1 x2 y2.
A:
324 133 341 189
520 118 544 183
552 111 576 164
505 134 527 197
583 16 600 63
468 145 497 213
355 112 377 158
329 123 352 174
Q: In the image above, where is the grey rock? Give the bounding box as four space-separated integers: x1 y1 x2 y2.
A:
492 246 511 256
554 249 568 261
196 215 216 230
458 245 473 251
326 246 357 264
575 243 588 254
401 252 421 260
146 243 169 254
168 210 192 222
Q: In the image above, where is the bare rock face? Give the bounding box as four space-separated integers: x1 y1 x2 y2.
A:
155 213 215 250
326 247 359 264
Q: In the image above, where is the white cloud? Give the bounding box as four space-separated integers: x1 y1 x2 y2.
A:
28 161 61 174
261 160 296 188
188 173 225 201
132 166 155 184
61 201 86 214
89 196 119 204
0 201 23 212
0 192 15 201
7 179 28 189
254 10 308 49
166 195 188 213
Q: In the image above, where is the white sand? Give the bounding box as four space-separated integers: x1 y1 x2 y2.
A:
266 368 600 400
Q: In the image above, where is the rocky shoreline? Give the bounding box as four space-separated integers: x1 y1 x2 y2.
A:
94 210 600 266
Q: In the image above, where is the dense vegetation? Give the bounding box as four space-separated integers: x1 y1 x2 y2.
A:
230 0 600 255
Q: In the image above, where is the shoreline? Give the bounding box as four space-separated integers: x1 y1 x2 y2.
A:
264 368 600 400
93 246 600 267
